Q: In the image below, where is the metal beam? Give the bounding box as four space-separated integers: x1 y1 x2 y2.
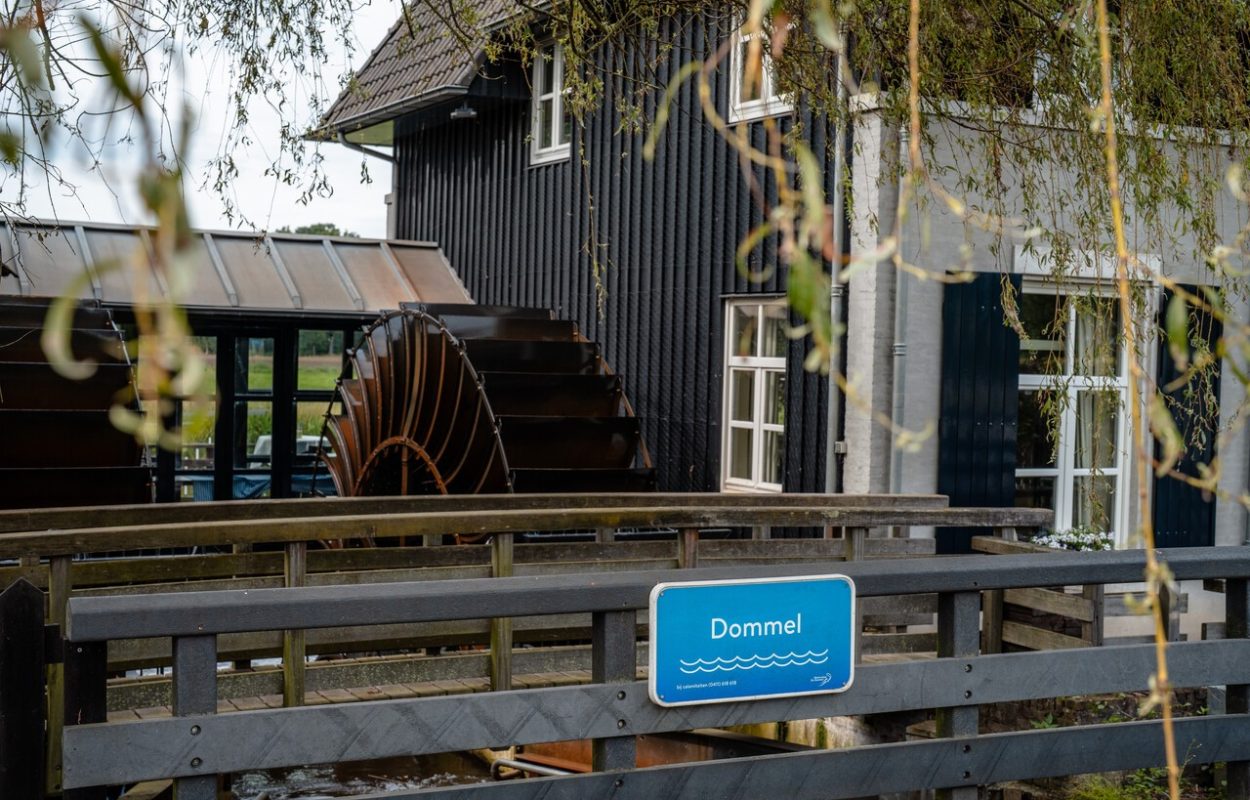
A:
321 241 365 311
200 233 239 307
263 235 303 309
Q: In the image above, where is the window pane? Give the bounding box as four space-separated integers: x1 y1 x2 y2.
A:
560 107 573 146
1016 389 1058 468
731 369 755 422
178 397 216 470
1015 475 1056 512
1072 474 1116 532
1073 296 1121 377
1074 389 1119 469
739 40 762 102
1019 293 1064 375
729 427 753 480
731 305 758 357
763 430 784 485
188 335 217 396
539 50 554 95
296 401 330 439
298 330 343 390
539 99 554 149
237 337 274 393
764 370 786 426
762 303 787 357
234 401 273 469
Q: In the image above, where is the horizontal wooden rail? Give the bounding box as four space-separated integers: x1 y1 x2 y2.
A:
4 505 1050 559
0 492 949 534
67 546 1245 641
1 538 934 592
61 639 1250 786
255 716 1250 800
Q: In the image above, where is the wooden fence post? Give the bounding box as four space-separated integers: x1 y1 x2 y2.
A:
936 591 980 800
678 528 699 569
591 610 637 772
47 554 72 796
1226 578 1248 800
1081 583 1105 647
283 541 308 707
981 528 1008 654
63 638 107 800
173 635 219 800
490 533 514 691
0 579 46 800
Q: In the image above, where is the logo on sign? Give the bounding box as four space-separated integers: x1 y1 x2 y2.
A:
648 574 855 707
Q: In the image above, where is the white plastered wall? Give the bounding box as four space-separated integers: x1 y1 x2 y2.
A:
845 103 1250 548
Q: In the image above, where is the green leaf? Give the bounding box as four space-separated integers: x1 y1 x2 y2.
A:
1165 292 1189 372
1149 394 1184 478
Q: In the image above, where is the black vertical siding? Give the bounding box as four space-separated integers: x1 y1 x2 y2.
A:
1153 286 1221 548
937 273 1022 553
393 14 829 493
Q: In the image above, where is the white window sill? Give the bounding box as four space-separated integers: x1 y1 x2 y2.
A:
722 481 784 494
729 99 792 124
530 145 571 166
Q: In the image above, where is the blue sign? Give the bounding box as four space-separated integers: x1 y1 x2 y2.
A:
648 574 855 707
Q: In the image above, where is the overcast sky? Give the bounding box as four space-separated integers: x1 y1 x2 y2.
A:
20 2 402 239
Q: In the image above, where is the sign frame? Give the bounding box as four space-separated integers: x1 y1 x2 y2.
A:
647 573 856 708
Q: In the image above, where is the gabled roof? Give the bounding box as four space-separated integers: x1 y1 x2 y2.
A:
319 1 513 140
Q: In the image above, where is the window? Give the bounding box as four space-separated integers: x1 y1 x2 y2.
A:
1014 288 1129 543
723 299 788 491
729 28 791 123
531 42 572 164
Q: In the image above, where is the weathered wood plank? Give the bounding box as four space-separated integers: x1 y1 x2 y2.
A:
970 536 1052 555
3 506 1051 560
1003 588 1095 622
1000 621 1087 651
0 493 951 534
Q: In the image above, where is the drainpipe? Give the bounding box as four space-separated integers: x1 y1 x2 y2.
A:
825 32 850 494
336 132 395 164
886 125 909 495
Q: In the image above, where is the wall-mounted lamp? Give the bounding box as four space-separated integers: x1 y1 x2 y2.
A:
450 102 478 121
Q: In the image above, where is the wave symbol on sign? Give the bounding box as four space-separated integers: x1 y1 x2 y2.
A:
677 650 830 674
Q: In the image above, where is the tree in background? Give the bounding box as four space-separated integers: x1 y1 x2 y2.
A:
275 223 360 238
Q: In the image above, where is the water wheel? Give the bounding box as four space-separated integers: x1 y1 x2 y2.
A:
320 304 656 498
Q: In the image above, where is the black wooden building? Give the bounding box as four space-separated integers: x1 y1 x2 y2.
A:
323 8 834 495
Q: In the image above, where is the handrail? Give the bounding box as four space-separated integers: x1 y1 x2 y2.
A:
0 492 949 534
1 504 1048 559
65 546 1241 641
50 548 1250 798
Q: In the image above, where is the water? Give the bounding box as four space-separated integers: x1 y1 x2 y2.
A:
229 753 491 799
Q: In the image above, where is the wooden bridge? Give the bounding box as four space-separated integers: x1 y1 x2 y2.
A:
0 494 1243 799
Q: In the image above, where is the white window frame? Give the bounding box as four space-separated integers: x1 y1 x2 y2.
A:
1015 283 1132 546
530 42 572 165
721 298 788 492
728 27 792 123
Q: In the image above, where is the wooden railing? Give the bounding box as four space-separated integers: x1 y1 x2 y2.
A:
0 493 1054 797
972 534 1105 651
34 546 1250 800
